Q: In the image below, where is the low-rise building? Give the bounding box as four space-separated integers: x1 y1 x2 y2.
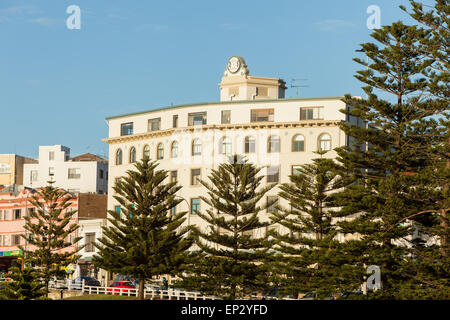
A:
76 193 108 281
0 154 37 186
0 185 107 277
23 145 108 194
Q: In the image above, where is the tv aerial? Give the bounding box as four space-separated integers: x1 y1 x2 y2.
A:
290 78 309 97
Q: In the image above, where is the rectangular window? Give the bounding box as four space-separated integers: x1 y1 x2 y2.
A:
49 167 55 176
256 87 268 97
148 118 161 131
27 207 35 216
120 122 134 136
31 170 38 182
267 196 279 213
49 151 55 161
251 109 274 122
3 210 9 220
0 163 11 174
68 168 81 179
245 137 256 153
170 170 178 183
292 165 302 176
3 235 9 246
191 198 200 215
12 234 21 245
188 112 207 126
0 210 2 220
99 169 104 179
221 110 231 124
268 136 280 153
173 115 178 128
191 169 201 185
300 107 323 120
115 206 121 218
85 232 95 252
267 166 280 183
13 209 21 220
170 205 177 216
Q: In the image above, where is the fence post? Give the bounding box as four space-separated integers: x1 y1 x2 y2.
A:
81 279 85 293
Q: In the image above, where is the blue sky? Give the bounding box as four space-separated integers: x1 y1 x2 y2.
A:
0 0 420 159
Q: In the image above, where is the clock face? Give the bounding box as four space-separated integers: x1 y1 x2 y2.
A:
227 57 241 73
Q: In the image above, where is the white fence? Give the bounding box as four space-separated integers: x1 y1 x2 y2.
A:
54 279 216 300
81 285 216 300
3 277 292 300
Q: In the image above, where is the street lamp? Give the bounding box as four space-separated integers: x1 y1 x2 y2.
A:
355 48 370 165
175 196 191 231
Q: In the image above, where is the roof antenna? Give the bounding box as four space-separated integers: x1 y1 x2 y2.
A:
290 78 309 97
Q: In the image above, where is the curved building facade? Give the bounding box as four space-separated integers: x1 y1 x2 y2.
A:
103 57 360 237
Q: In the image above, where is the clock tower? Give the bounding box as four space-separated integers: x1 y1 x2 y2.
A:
224 56 249 77
219 56 287 102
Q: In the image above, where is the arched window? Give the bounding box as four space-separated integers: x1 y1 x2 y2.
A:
192 139 202 156
292 135 305 152
267 135 280 153
157 143 164 159
171 141 178 158
129 147 136 163
244 136 255 153
318 133 331 151
143 145 150 160
220 137 232 155
116 149 123 165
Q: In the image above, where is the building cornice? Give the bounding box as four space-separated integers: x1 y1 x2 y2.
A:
105 96 345 121
103 120 344 145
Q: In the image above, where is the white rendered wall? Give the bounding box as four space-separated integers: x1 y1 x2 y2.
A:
23 145 108 194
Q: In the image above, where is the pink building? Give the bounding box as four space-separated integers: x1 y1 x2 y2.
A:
0 185 106 273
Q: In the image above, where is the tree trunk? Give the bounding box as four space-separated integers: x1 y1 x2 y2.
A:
442 146 450 257
440 208 448 257
138 278 145 300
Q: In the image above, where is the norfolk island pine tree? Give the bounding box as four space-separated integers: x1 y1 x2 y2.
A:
178 155 278 299
93 159 192 300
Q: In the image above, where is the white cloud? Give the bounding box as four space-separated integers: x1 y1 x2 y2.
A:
28 17 62 26
0 5 35 14
0 5 50 25
135 23 173 33
314 19 356 32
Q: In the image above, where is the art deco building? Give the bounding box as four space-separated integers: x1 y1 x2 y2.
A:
103 56 361 237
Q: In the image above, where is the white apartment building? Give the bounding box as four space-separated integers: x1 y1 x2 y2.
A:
103 56 361 236
23 145 109 194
